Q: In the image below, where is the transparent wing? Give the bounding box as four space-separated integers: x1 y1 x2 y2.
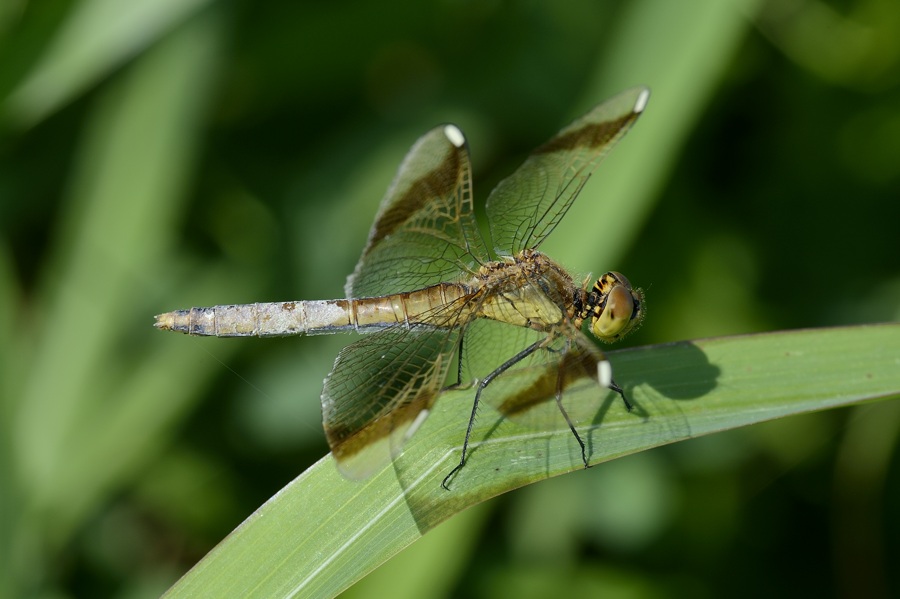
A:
346 124 489 298
321 298 470 479
486 87 649 256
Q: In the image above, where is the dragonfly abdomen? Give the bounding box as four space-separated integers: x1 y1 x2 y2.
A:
154 282 470 337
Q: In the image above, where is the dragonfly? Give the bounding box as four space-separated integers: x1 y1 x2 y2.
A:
156 86 650 489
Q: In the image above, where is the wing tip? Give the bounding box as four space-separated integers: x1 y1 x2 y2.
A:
597 359 613 388
443 124 465 148
634 87 651 114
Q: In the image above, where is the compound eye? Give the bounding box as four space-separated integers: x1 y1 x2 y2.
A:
591 285 636 341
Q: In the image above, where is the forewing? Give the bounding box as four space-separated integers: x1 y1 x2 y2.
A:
321 322 461 479
346 124 488 298
486 87 649 255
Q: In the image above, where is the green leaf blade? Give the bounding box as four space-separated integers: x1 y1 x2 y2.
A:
165 323 900 598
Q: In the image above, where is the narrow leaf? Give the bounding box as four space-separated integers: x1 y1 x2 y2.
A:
165 323 900 598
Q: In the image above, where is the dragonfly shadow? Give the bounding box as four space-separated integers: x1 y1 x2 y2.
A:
584 340 720 459
391 402 513 534
395 339 720 534
609 339 720 403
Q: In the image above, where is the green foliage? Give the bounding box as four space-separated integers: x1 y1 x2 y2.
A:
167 325 900 598
1 0 899 597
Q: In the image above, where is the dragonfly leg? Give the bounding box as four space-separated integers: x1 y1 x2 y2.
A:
445 334 465 390
609 378 633 412
441 339 545 490
455 335 465 387
554 358 588 468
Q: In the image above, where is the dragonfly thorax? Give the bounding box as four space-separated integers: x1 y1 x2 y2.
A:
473 249 577 331
583 271 644 342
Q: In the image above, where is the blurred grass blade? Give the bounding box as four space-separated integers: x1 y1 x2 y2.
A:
165 323 900 598
0 241 20 599
3 0 213 127
0 241 21 417
544 0 763 268
12 11 227 544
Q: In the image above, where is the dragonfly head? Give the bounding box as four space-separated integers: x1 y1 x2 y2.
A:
588 271 644 342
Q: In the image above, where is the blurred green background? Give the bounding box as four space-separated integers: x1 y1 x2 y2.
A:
1 0 899 597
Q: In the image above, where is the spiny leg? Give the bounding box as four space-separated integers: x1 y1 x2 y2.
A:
556 355 633 469
441 339 544 490
554 355 588 468
609 377 633 411
442 333 471 392
449 333 465 389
